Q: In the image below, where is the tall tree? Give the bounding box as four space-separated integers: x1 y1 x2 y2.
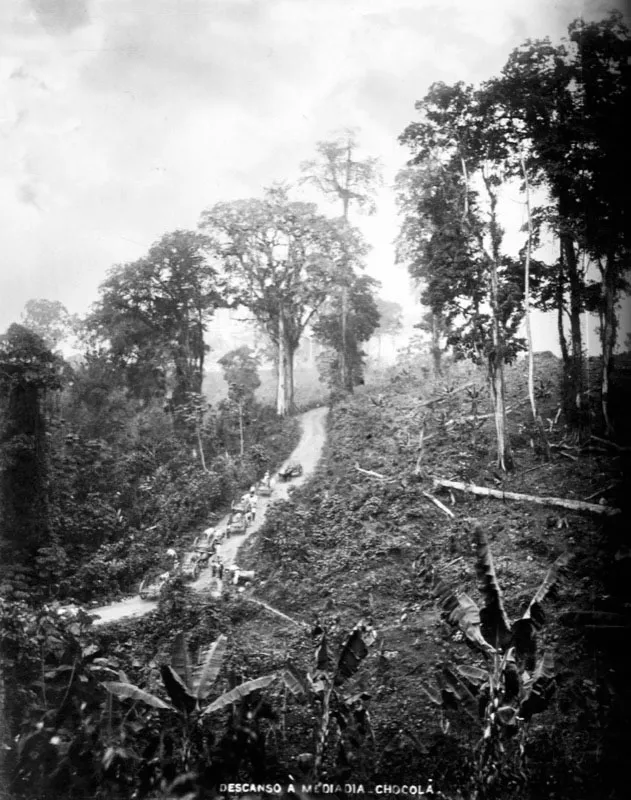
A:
374 298 403 362
300 129 382 392
0 325 62 569
88 230 225 407
312 274 380 388
200 186 363 415
20 299 77 352
399 82 525 470
489 12 630 434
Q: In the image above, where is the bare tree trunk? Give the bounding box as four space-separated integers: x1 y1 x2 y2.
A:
484 176 513 472
285 344 296 412
488 355 513 471
561 230 588 434
340 283 351 391
556 250 569 365
196 422 209 471
600 253 617 436
276 313 287 416
521 153 550 459
431 313 443 376
238 401 245 457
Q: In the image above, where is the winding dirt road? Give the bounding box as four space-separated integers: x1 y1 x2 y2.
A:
91 406 328 626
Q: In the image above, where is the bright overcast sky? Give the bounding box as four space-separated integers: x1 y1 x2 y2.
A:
0 0 624 349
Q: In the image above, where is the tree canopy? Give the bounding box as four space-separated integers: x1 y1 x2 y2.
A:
87 230 225 405
200 186 367 413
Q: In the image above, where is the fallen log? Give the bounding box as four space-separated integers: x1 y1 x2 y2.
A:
432 477 621 517
354 462 394 481
422 490 455 518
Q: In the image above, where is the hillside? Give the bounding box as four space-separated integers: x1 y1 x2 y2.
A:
228 354 629 798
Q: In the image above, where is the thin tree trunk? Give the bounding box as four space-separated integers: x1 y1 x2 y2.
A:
600 253 617 436
276 312 287 416
484 175 513 471
196 422 208 471
285 344 296 412
561 228 587 434
557 248 569 365
431 313 442 376
521 153 550 459
238 401 244 457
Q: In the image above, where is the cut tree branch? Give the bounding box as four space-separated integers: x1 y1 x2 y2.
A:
354 462 394 481
432 478 621 517
422 490 455 518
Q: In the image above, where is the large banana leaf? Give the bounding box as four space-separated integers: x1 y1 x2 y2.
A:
473 525 512 650
334 622 377 686
312 624 333 677
519 652 555 721
200 673 278 716
102 681 174 711
160 664 197 714
278 664 308 697
456 664 488 687
192 634 227 701
511 552 569 667
434 578 495 654
421 683 444 707
171 632 193 689
439 665 479 720
502 649 521 704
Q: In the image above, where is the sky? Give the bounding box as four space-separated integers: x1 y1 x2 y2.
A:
1 0 627 353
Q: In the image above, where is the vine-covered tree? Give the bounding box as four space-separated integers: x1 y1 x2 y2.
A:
300 129 382 391
312 274 380 388
0 325 62 570
200 186 365 415
88 230 225 407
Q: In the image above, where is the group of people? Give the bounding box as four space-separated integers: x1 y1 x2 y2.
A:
161 474 274 592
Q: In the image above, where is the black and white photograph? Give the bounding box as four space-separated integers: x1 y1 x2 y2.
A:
1 1 630 798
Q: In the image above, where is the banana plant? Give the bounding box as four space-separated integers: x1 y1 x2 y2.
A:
279 620 378 783
420 522 569 792
102 632 279 717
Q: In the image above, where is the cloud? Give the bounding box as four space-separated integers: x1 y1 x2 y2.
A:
29 0 90 35
1 0 624 337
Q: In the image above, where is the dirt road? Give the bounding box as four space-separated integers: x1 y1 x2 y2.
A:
91 406 328 626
